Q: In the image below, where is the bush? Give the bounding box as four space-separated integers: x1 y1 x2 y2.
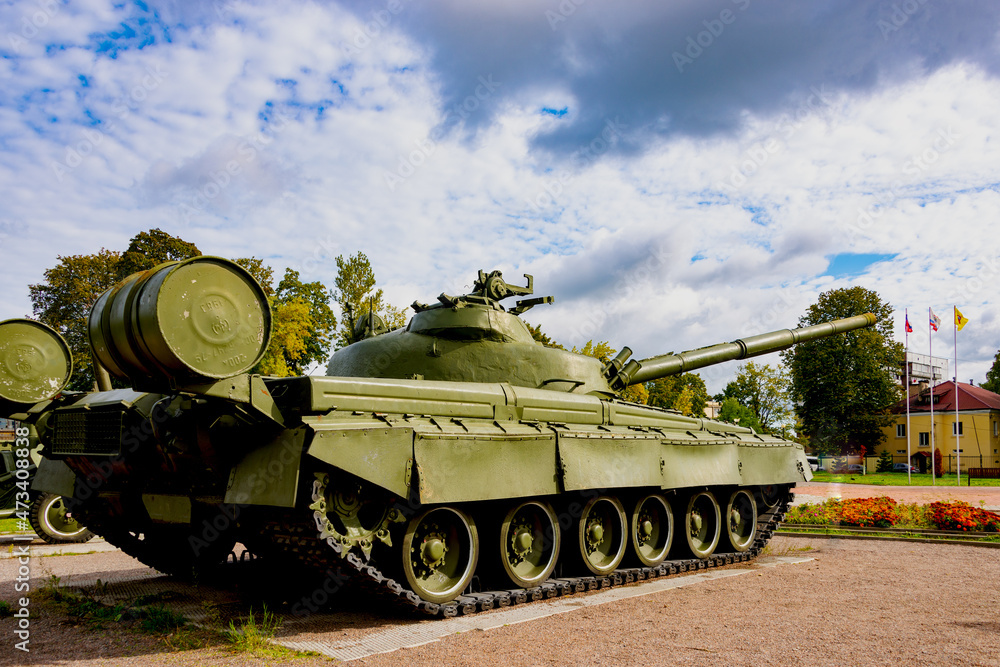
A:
933 448 943 477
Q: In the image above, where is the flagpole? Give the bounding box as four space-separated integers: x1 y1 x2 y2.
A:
955 307 960 485
905 309 911 485
929 307 935 485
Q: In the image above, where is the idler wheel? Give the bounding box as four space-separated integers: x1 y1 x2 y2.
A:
402 507 479 604
679 491 721 559
500 500 561 588
29 493 94 545
630 493 673 566
577 496 627 575
721 489 757 552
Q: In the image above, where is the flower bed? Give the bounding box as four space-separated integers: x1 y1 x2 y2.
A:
928 501 1000 532
785 497 999 531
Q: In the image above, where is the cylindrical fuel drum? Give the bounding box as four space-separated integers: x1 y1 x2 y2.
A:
89 257 271 384
0 319 73 413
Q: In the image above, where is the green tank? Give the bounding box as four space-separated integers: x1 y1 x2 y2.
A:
8 259 875 616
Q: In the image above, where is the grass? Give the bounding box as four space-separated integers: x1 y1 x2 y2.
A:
0 517 25 533
36 576 316 659
810 470 1000 486
223 605 312 659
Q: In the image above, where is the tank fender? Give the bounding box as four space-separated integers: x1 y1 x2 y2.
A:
303 419 413 499
30 458 77 497
224 427 306 507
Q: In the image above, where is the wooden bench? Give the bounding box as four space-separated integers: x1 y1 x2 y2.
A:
967 467 1000 485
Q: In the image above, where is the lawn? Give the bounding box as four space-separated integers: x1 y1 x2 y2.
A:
809 470 1000 486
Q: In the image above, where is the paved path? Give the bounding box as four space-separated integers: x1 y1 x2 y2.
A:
792 481 1000 510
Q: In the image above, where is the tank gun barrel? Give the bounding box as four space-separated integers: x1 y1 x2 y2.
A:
620 313 877 387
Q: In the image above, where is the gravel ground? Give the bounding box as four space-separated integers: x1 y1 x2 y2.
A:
2 482 999 666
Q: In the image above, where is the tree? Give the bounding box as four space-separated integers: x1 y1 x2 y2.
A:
28 249 122 391
646 374 709 416
717 397 762 432
254 298 313 377
114 228 200 280
781 287 904 456
333 252 406 347
982 350 1000 394
875 450 894 473
526 322 565 349
273 269 337 374
572 340 648 403
720 362 792 435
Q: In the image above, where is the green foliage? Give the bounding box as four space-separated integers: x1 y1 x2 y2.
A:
225 605 282 656
333 252 406 347
139 604 187 633
234 257 275 297
717 396 762 432
721 362 791 434
115 228 200 280
646 374 708 416
781 286 904 456
29 249 122 391
525 322 565 349
983 349 1000 394
875 449 894 473
0 600 12 618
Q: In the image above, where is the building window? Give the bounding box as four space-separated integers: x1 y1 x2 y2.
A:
952 449 964 453
919 432 930 447
896 424 906 437
952 421 963 435
994 421 998 437
896 449 906 454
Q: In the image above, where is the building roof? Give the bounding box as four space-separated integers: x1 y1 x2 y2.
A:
893 382 1000 414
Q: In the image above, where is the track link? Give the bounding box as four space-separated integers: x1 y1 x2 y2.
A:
262 492 792 618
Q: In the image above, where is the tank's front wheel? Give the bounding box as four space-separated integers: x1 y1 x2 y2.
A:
722 489 757 552
500 500 560 588
578 495 627 575
402 506 479 603
680 491 721 559
29 493 94 544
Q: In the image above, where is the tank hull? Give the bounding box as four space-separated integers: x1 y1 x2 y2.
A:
34 374 806 615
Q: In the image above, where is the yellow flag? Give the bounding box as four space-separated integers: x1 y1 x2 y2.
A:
955 306 969 331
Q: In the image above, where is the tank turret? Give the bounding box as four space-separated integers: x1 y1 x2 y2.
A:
328 269 876 397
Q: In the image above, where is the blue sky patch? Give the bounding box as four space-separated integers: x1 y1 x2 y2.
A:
823 253 898 278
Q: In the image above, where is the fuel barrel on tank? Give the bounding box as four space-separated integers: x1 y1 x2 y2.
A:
0 319 73 414
88 257 271 385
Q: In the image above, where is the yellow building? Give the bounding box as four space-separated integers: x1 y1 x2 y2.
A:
878 382 1000 473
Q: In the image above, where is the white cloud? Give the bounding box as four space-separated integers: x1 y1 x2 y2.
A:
1 0 999 393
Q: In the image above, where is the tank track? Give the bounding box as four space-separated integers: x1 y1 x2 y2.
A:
260 491 792 619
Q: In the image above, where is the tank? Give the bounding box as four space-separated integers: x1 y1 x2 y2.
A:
7 260 876 616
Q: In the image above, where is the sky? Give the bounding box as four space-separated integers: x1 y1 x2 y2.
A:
2 0 999 394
